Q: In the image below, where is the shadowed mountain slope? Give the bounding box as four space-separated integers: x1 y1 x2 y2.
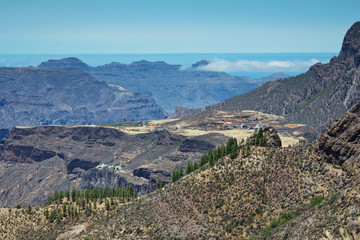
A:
0 67 167 129
209 22 360 132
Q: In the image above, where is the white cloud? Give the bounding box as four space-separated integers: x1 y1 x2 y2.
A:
195 58 320 72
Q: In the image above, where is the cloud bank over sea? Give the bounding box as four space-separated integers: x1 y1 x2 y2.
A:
194 58 320 72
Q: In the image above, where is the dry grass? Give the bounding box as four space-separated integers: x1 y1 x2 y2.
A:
279 135 301 147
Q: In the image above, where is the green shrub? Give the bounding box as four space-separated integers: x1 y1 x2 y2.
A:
309 195 324 208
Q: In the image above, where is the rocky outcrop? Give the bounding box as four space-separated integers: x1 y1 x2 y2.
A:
315 101 360 175
167 106 202 119
0 125 228 206
263 127 282 147
248 127 282 147
0 67 167 129
209 22 360 132
340 21 360 67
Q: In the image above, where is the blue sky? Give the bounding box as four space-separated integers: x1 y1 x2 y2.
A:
0 0 359 54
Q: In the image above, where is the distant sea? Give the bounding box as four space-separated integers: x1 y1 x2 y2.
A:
0 53 336 78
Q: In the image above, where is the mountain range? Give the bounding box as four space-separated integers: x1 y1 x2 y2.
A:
38 57 289 113
0 67 167 131
209 21 360 133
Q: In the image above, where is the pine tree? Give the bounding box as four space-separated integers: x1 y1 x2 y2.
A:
178 169 184 178
200 154 208 166
49 209 57 222
26 204 32 214
221 144 226 157
186 162 192 174
246 144 250 154
209 154 214 167
208 150 213 163
105 200 110 210
217 147 221 159
58 191 64 202
56 213 61 224
65 189 70 200
44 208 49 219
71 189 77 202
62 202 67 215
193 162 199 171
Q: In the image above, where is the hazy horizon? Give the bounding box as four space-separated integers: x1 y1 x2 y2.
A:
0 52 336 78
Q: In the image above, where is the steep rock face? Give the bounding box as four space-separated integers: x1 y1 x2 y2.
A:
209 22 360 132
38 59 288 114
315 102 360 175
0 125 228 206
0 67 167 129
263 127 282 147
167 106 202 119
340 21 360 67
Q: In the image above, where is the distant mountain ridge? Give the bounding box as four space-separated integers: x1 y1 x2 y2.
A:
0 67 167 130
208 22 360 132
38 58 289 113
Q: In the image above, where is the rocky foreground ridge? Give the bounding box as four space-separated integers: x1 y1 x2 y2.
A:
0 67 167 130
209 21 360 133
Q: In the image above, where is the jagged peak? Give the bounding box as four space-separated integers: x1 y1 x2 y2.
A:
339 21 360 61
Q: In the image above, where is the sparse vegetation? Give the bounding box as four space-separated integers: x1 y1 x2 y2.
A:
48 186 137 205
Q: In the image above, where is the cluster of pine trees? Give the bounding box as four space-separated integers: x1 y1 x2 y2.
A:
171 137 245 183
171 168 184 182
40 186 138 224
200 137 240 167
46 186 137 205
250 128 268 147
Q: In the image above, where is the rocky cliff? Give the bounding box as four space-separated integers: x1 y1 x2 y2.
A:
0 67 167 129
315 101 360 175
0 125 228 207
209 22 360 132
